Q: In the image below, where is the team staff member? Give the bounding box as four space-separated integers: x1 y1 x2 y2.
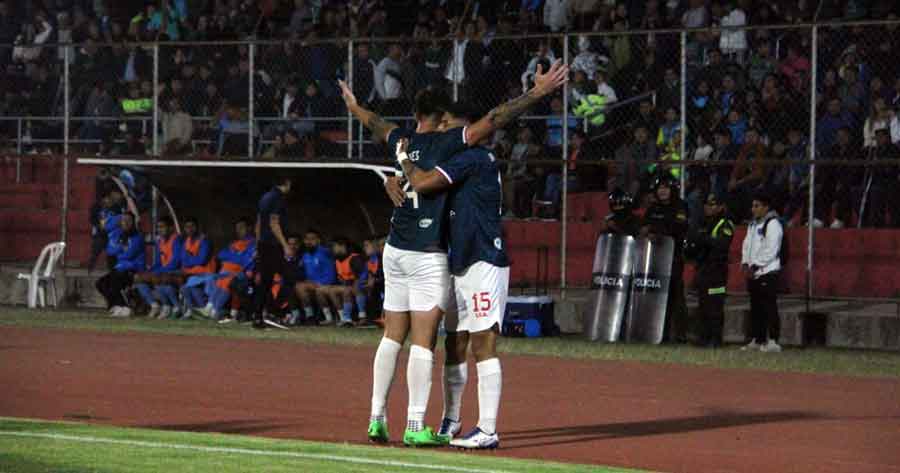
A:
687 193 734 348
177 217 216 320
254 177 293 329
96 212 145 317
642 172 689 343
604 189 640 236
741 192 783 353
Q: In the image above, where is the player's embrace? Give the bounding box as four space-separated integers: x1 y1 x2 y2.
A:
396 103 509 449
338 59 567 447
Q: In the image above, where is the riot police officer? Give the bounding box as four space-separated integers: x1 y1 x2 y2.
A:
604 189 640 236
686 193 735 348
642 172 689 343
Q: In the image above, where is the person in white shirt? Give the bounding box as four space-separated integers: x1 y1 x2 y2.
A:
543 0 570 33
595 70 617 104
375 43 404 102
740 193 783 353
521 41 557 92
719 2 747 62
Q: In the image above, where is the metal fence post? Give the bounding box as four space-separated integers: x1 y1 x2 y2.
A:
249 42 255 159
452 38 459 103
152 44 159 156
61 157 69 266
679 30 687 197
63 45 70 156
560 34 569 292
347 39 354 160
807 25 818 305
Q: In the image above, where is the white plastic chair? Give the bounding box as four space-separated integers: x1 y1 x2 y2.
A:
16 242 66 309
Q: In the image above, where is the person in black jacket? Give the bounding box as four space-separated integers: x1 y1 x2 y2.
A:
686 193 735 347
604 189 640 237
642 172 690 343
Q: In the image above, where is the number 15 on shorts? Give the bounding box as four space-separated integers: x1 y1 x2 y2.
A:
472 292 491 318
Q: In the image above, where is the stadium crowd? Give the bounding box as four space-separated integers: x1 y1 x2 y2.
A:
92 186 386 325
2 1 900 226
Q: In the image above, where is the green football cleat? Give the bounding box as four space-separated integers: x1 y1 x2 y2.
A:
367 420 389 443
403 427 444 447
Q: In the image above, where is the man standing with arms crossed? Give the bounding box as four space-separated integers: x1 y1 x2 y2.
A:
338 59 567 447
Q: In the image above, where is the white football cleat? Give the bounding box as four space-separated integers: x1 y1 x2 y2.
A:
741 339 760 351
147 303 160 318
437 418 462 442
450 427 499 450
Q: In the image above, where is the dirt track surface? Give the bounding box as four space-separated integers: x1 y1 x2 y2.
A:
2 327 899 473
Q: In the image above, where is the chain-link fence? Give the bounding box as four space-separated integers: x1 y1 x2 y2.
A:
3 21 900 298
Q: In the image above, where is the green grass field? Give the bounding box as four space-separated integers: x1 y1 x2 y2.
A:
2 308 899 378
0 418 645 473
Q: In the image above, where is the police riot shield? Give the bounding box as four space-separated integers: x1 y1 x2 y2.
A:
583 234 635 342
625 236 674 344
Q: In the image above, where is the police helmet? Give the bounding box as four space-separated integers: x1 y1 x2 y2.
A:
608 188 634 210
651 171 679 192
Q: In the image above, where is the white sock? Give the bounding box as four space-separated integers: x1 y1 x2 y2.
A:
476 358 502 435
370 337 402 422
323 308 334 322
442 362 467 422
406 344 434 432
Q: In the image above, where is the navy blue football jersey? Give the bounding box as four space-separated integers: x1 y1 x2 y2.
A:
385 126 468 252
436 147 510 274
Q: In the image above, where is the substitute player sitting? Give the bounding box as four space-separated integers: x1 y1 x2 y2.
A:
317 238 369 328
393 104 509 449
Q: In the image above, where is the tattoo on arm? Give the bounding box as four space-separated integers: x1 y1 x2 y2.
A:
486 90 541 129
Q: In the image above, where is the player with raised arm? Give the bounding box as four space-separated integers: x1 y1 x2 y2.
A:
392 104 509 449
338 60 567 447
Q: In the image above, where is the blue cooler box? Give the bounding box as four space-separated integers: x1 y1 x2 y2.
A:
502 296 555 337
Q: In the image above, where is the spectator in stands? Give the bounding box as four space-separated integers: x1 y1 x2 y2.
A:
262 128 306 160
820 126 860 229
656 67 681 113
523 40 557 90
718 1 748 63
545 95 578 155
353 43 377 106
856 128 899 228
863 97 894 148
204 217 256 322
729 127 767 222
318 238 368 327
96 212 144 318
296 229 338 325
135 216 183 320
779 44 810 93
741 191 783 353
375 43 405 117
78 81 120 155
571 35 606 81
746 40 775 90
781 127 812 225
657 106 682 151
162 98 193 156
502 125 541 218
543 0 570 32
817 97 855 150
614 124 657 197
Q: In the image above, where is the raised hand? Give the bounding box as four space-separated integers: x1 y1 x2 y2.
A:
532 59 570 98
337 79 357 108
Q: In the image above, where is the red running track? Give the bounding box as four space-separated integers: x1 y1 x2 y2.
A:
1 327 899 473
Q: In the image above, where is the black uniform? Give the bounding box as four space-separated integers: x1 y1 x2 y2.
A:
604 211 641 237
643 197 689 342
688 215 735 347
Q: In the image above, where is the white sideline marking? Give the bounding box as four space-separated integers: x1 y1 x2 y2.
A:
0 431 511 473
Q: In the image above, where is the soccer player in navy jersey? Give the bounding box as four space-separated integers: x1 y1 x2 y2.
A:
338 59 567 447
395 104 508 449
